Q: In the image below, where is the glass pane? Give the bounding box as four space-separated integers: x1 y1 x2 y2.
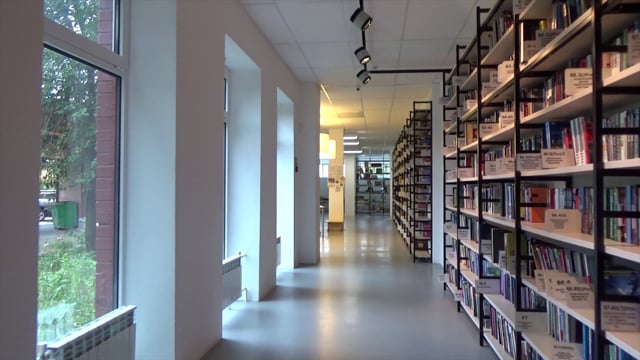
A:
44 0 116 52
39 48 118 342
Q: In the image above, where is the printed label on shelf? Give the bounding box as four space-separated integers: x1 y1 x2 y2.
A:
517 153 542 171
536 29 562 49
479 123 499 138
484 161 499 176
602 302 640 332
458 229 471 241
541 149 575 169
534 269 546 290
480 239 493 255
438 274 447 283
546 272 576 301
446 250 457 262
499 111 514 128
474 278 500 294
566 283 594 309
498 157 515 173
445 222 457 233
544 209 581 233
515 312 546 332
465 99 477 111
498 61 513 83
522 40 539 63
457 168 475 178
454 289 463 301
628 32 640 66
564 68 593 97
552 343 582 360
452 76 465 87
489 70 499 86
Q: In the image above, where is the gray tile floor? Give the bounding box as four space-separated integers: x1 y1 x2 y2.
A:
203 215 497 360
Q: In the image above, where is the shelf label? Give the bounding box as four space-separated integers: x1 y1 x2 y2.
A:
480 239 493 255
457 168 474 178
446 250 457 262
513 0 531 15
452 76 465 87
544 209 581 233
542 149 575 168
498 111 514 128
602 302 640 331
458 229 471 241
566 283 594 309
445 222 456 233
465 99 477 111
498 157 515 173
498 61 513 83
515 312 546 332
534 269 546 290
475 278 500 294
536 29 562 49
564 68 593 96
517 153 542 171
552 343 582 360
479 123 499 138
438 273 447 283
546 273 576 301
629 32 640 66
454 289 463 301
484 160 499 176
489 70 499 86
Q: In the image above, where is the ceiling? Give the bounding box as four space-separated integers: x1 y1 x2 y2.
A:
240 0 495 154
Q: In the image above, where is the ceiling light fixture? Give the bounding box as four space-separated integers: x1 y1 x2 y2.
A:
344 140 360 146
350 7 372 31
343 135 359 140
354 46 371 65
344 149 364 154
357 68 371 84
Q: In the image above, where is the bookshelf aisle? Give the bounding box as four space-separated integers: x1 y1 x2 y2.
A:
392 101 434 262
440 0 640 359
356 155 391 214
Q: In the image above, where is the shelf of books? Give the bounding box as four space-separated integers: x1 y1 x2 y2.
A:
356 155 391 214
392 102 434 262
440 0 640 359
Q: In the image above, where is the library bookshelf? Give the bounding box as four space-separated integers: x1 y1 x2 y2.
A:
440 0 640 359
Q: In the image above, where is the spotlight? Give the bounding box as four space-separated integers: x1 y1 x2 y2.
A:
357 69 371 84
350 8 372 31
354 46 371 65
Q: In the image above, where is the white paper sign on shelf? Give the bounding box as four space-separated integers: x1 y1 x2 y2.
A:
536 29 562 49
515 312 546 332
480 239 493 254
546 272 576 300
447 250 457 261
601 302 640 331
458 229 471 241
517 153 542 171
513 0 531 14
445 222 457 233
566 283 595 309
522 41 539 62
498 157 515 174
454 289 464 301
452 76 465 87
564 68 593 96
499 111 514 128
544 209 581 233
542 149 575 169
485 161 499 176
458 168 475 178
498 61 514 83
479 123 499 138
629 32 640 66
465 99 477 111
438 273 447 283
475 278 500 294
489 70 499 86
534 269 547 290
552 343 582 360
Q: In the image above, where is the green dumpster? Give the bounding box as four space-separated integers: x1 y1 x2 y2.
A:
51 201 79 230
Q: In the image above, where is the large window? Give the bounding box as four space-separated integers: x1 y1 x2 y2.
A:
39 0 121 344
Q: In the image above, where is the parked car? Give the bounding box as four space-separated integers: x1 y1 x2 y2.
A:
39 190 56 221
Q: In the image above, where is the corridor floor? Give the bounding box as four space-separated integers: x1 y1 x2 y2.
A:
203 215 497 360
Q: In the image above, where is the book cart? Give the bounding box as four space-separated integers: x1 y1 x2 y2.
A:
440 0 640 359
392 101 434 262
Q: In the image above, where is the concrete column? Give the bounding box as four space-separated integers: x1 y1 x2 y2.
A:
344 154 356 217
328 128 344 230
432 80 444 266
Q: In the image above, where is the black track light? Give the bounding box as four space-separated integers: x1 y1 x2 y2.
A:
350 8 372 31
357 69 371 84
355 46 371 65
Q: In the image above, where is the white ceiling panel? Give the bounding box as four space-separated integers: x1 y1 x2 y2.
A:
324 85 363 100
243 4 296 44
314 66 359 86
363 98 393 111
404 0 472 40
300 42 355 68
274 43 309 68
398 39 455 67
366 40 402 67
365 0 408 42
278 1 349 43
291 67 317 82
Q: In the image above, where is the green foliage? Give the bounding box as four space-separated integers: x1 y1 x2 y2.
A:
38 235 96 342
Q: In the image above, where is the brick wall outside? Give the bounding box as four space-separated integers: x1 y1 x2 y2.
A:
95 0 115 317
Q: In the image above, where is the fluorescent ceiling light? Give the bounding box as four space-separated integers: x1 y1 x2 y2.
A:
343 135 358 140
344 140 360 146
344 149 363 154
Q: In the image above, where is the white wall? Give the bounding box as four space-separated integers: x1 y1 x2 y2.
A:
0 1 43 357
432 80 444 266
344 155 356 217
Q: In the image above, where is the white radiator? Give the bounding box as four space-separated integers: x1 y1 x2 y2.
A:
39 305 136 360
222 254 243 309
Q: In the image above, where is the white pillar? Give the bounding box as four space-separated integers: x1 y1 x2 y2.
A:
0 1 43 357
328 128 344 230
344 154 356 217
277 91 295 269
432 80 445 266
294 83 320 265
